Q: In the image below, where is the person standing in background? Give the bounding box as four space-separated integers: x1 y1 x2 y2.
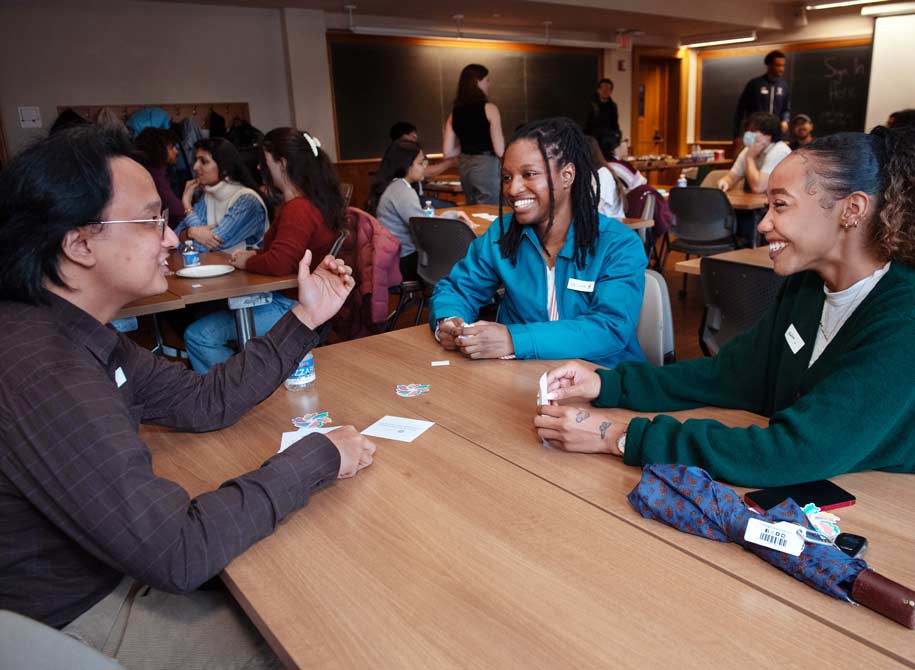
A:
584 78 621 147
733 50 791 139
443 64 505 205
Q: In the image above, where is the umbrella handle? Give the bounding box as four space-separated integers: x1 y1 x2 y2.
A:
851 569 915 629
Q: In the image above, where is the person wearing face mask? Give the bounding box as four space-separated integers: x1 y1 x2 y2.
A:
536 127 915 487
430 117 647 368
173 137 268 253
443 64 505 205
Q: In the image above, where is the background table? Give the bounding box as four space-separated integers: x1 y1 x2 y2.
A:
143 326 915 667
436 204 654 237
675 246 773 276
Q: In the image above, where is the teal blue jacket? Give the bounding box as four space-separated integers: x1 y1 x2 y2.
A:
596 263 915 487
429 214 647 368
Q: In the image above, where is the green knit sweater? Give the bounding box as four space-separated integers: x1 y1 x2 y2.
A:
596 262 915 487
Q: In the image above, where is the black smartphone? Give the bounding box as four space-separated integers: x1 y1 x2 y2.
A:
744 479 856 513
835 533 868 559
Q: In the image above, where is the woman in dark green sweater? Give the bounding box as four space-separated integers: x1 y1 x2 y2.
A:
535 128 915 487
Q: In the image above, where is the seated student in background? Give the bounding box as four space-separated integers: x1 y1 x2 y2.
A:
537 127 915 487
0 126 376 668
430 117 647 368
718 112 791 195
184 129 344 372
173 137 268 252
585 135 626 220
887 108 915 129
389 121 458 184
788 113 814 150
597 131 647 193
134 127 184 224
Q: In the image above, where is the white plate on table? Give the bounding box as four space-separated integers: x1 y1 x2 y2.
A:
176 264 235 279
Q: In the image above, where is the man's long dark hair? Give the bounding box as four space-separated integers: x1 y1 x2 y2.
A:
498 117 600 270
0 126 136 304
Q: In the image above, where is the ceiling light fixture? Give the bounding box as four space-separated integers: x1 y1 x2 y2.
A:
806 0 889 9
860 0 915 14
679 30 757 48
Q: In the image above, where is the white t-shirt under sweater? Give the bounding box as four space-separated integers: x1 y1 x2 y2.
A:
809 262 891 367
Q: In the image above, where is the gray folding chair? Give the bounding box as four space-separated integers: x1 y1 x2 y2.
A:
699 256 785 356
0 610 125 670
409 216 478 287
637 269 676 366
664 187 737 298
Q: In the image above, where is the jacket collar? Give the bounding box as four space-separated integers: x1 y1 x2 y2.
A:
520 220 576 260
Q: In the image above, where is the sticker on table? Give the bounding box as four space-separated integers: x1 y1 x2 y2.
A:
431 360 450 367
291 411 332 429
802 503 842 541
396 384 429 397
361 416 434 443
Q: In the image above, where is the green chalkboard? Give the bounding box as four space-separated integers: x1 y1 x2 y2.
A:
329 37 600 160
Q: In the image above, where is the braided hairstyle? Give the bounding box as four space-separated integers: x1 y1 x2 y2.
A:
497 117 600 269
796 126 915 265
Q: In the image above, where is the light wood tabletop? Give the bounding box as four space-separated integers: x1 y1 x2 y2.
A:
436 204 654 237
165 251 298 305
727 191 769 210
142 326 915 667
304 326 915 665
116 290 185 319
675 246 774 276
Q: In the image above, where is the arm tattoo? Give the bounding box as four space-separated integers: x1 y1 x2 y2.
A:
599 420 612 440
575 410 590 423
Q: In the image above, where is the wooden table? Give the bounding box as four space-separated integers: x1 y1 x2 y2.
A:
728 191 769 210
437 204 654 237
115 251 298 347
675 246 773 276
143 327 915 668
630 157 732 173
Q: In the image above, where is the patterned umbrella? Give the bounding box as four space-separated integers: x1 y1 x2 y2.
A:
627 464 915 627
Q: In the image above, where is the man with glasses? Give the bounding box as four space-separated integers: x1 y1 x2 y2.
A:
0 127 377 669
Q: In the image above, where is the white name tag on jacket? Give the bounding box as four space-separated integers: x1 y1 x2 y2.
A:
114 367 127 388
784 324 805 354
567 278 595 293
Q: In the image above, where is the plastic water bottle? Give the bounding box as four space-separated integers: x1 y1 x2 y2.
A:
677 171 688 189
423 200 435 217
284 352 316 391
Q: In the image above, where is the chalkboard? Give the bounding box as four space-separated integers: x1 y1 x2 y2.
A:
699 43 872 141
329 37 600 160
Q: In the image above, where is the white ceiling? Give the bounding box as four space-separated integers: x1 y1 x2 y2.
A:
146 0 866 44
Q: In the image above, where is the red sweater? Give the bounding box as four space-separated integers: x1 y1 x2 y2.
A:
246 197 335 276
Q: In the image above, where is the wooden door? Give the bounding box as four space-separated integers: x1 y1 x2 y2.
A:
636 59 668 157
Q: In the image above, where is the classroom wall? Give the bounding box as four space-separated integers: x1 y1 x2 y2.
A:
0 0 296 156
865 14 915 131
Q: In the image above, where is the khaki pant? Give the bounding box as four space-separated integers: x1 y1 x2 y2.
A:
63 577 283 670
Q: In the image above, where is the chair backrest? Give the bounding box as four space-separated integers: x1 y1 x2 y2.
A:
0 610 125 670
637 269 675 366
700 169 729 188
700 257 785 355
409 216 477 286
625 184 672 235
668 187 736 242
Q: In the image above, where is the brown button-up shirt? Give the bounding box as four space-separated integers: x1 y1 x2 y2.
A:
0 294 340 628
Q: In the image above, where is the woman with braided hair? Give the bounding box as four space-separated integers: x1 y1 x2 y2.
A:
429 117 647 368
539 127 915 487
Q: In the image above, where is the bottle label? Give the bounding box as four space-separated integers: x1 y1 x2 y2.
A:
289 354 315 380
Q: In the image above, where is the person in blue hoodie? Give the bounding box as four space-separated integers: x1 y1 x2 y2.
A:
429 116 647 368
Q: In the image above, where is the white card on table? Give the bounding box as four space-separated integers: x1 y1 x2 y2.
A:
279 426 339 453
784 324 805 354
361 416 434 443
567 278 595 293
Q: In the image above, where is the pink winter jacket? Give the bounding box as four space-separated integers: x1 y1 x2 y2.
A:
332 207 402 340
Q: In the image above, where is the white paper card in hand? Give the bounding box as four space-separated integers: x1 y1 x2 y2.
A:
538 372 549 406
744 518 805 556
279 426 339 453
361 416 434 443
